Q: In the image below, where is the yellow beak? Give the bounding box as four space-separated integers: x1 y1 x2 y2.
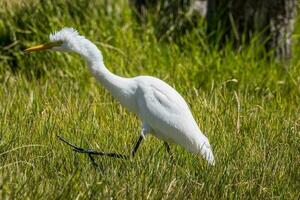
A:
25 41 62 53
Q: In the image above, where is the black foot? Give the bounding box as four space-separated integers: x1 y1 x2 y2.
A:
57 135 128 166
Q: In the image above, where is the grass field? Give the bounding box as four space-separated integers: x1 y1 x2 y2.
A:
0 0 299 199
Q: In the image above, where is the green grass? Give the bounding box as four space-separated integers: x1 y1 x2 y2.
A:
0 0 299 199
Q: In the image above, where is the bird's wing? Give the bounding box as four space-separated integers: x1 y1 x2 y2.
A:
136 76 197 134
137 77 189 113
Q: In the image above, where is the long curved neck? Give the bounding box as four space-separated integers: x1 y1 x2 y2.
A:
75 38 137 112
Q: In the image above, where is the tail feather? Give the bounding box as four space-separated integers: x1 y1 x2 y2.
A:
201 144 215 165
197 135 215 165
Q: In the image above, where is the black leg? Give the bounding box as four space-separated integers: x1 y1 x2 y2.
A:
57 135 128 158
164 142 171 154
57 135 144 166
131 135 143 157
164 142 174 161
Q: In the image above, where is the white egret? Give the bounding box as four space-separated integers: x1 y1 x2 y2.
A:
25 28 215 165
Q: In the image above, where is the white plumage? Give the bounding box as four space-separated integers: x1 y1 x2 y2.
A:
135 76 215 164
29 27 215 165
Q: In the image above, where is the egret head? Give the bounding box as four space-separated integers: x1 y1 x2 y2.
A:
25 28 85 53
25 27 103 64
